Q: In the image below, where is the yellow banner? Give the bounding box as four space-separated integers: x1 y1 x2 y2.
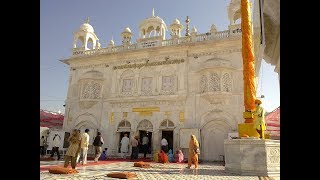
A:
132 107 160 112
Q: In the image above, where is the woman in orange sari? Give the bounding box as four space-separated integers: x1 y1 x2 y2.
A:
186 135 199 169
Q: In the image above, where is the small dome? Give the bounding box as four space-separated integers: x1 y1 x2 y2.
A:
109 39 114 45
173 18 180 25
211 24 217 30
123 27 132 33
192 26 197 33
79 23 94 33
140 16 166 28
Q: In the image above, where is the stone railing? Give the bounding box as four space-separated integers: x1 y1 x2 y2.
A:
72 29 241 58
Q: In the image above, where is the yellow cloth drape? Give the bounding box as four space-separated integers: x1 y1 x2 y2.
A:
188 135 199 168
241 0 256 112
253 105 266 130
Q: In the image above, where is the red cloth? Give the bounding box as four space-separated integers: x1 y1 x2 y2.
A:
49 166 79 174
134 161 151 168
106 172 137 179
158 150 169 163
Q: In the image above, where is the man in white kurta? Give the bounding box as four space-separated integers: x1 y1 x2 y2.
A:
77 129 90 164
120 134 130 159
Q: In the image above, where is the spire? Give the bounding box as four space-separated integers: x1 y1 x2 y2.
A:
85 17 90 24
185 16 190 36
152 8 155 17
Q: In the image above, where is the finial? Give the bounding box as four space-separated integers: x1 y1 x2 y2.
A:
85 17 90 24
185 16 190 36
152 8 155 17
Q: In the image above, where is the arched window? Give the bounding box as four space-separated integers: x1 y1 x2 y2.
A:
209 73 220 92
80 81 102 99
137 119 153 131
200 75 208 93
160 119 175 129
222 73 232 92
117 120 131 132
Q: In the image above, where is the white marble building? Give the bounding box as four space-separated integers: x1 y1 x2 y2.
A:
61 1 254 161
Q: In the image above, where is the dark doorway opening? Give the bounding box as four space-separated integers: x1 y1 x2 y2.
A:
118 132 130 153
162 130 173 152
138 130 152 154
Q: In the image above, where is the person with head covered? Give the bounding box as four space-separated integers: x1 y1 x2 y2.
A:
253 99 266 139
186 135 200 169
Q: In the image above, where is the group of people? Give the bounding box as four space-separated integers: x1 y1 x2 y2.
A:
41 99 265 170
119 134 150 160
155 134 200 169
42 129 105 170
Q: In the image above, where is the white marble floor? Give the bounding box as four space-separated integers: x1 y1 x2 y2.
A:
40 161 278 180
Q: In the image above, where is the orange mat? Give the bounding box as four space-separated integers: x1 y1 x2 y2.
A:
106 172 137 179
48 166 79 174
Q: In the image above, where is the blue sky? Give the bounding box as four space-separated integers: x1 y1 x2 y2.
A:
40 0 279 113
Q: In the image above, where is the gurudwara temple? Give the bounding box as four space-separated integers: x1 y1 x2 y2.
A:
60 0 275 162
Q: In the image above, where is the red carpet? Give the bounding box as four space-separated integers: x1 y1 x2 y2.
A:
40 158 152 172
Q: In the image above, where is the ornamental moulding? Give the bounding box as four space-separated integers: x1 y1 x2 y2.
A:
190 48 241 57
109 100 186 108
113 59 185 70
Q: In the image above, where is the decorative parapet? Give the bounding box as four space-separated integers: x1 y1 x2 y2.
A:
71 29 241 58
113 59 184 70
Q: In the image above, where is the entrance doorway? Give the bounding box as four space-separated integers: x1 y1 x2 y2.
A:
118 132 130 153
138 130 152 154
161 130 173 153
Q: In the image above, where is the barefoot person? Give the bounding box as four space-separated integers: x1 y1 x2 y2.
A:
253 99 266 139
64 129 81 169
186 135 200 169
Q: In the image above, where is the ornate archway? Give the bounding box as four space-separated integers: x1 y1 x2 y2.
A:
137 119 153 132
201 120 232 161
117 120 131 132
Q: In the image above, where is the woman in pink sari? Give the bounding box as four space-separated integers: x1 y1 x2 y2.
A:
174 149 184 163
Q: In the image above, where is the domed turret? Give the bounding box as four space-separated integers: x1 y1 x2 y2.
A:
73 18 99 50
227 0 241 25
123 27 132 33
138 8 167 40
121 27 132 45
170 18 183 38
108 38 115 47
210 24 217 34
191 26 197 34
79 23 94 33
191 26 198 42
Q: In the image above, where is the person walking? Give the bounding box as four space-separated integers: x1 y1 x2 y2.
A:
120 133 130 159
186 135 200 169
142 135 149 158
130 136 139 159
77 129 90 165
64 129 81 169
40 136 46 157
93 132 104 162
50 134 61 160
161 137 168 153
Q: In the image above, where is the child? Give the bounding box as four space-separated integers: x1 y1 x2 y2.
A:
99 148 107 160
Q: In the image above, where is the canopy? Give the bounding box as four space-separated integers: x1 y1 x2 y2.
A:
40 109 64 128
265 106 280 138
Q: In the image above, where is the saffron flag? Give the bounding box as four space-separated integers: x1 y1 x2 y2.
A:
241 0 256 112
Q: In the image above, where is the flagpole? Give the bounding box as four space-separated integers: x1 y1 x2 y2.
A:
238 0 260 137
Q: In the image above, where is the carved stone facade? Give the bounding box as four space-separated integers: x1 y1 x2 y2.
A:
61 3 247 161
